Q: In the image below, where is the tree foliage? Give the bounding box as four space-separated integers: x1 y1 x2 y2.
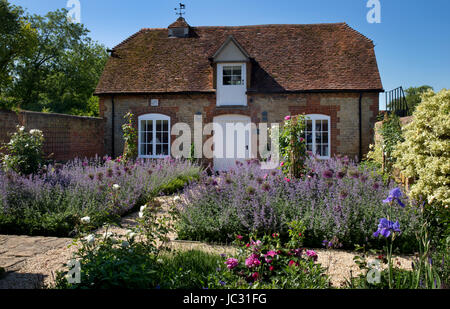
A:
404 85 434 114
0 0 36 106
394 89 450 207
1 3 107 116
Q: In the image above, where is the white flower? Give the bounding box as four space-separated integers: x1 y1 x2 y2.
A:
29 129 42 135
138 205 147 218
112 184 120 191
80 216 90 224
103 231 113 239
19 126 25 132
173 196 181 203
85 234 95 244
126 229 136 239
121 241 130 249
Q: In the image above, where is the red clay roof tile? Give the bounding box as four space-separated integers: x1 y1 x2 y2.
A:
95 22 383 94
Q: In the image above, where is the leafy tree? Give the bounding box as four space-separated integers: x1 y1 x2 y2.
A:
0 0 36 107
404 85 434 113
7 8 107 116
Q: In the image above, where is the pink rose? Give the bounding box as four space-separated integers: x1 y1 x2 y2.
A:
306 250 318 262
284 116 291 121
245 254 261 268
225 258 239 270
236 235 243 240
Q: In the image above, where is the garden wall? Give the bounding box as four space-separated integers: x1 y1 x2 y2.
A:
0 110 105 161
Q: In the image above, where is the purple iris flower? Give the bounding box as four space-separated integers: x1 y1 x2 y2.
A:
383 188 405 207
373 218 401 238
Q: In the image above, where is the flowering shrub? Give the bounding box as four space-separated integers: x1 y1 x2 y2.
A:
1 125 44 175
55 205 221 289
122 112 138 161
279 115 307 178
208 227 329 289
0 157 200 236
177 156 422 252
394 89 450 208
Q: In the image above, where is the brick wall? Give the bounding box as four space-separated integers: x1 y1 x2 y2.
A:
100 91 379 162
0 110 105 161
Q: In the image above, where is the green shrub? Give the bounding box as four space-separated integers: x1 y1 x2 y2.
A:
208 228 329 289
1 125 44 175
394 89 450 207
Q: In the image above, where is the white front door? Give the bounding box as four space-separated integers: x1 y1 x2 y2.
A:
217 63 247 106
213 115 251 171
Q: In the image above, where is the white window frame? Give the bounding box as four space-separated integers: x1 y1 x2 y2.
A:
305 114 331 159
138 114 171 159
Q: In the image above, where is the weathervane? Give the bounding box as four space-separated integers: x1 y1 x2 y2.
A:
174 3 186 18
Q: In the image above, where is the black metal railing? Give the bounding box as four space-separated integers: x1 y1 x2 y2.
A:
386 87 410 117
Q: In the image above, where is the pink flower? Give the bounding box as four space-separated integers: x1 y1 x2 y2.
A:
280 162 285 167
245 254 261 268
252 272 260 280
288 260 298 267
265 250 277 257
225 258 239 270
306 250 318 262
284 177 291 183
299 137 305 143
236 235 243 240
284 116 291 121
269 266 274 271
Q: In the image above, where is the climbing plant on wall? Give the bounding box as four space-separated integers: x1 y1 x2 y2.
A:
279 115 308 179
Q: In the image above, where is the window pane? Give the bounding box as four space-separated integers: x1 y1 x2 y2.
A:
156 144 162 155
156 120 163 132
322 120 328 131
223 76 231 85
232 67 242 75
162 144 169 155
223 67 233 76
322 145 329 157
316 121 322 132
162 133 169 143
306 120 312 131
162 120 169 132
315 144 321 156
146 131 153 144
316 133 321 144
306 132 312 144
322 132 328 144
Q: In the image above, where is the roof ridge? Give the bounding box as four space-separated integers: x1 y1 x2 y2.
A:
138 22 347 32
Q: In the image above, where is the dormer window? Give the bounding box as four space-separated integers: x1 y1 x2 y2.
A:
212 36 250 106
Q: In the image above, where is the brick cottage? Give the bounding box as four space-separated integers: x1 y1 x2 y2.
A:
95 17 383 170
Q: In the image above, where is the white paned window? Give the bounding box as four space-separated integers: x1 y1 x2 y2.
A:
304 114 330 159
222 65 242 85
138 114 170 158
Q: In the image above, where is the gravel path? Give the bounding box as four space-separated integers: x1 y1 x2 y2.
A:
0 195 414 288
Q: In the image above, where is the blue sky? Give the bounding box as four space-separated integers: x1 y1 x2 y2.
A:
11 0 450 109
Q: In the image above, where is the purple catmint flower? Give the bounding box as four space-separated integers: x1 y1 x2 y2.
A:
322 170 333 179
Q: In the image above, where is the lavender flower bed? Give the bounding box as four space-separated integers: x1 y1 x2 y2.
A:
0 158 200 236
177 156 422 252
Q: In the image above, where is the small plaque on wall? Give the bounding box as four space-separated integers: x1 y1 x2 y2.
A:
150 99 159 107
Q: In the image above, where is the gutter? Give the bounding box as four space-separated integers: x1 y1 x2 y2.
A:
358 93 363 161
111 95 115 158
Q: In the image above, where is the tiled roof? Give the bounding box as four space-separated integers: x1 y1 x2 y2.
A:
168 17 190 28
95 22 383 95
